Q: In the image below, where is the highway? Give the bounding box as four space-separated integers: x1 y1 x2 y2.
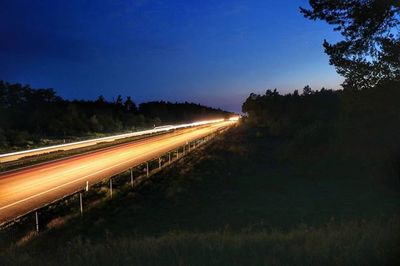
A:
0 120 235 224
0 118 225 163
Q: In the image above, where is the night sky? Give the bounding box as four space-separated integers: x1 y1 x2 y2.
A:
1 0 343 112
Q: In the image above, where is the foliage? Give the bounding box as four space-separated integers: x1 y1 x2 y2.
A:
300 0 400 89
242 81 400 184
242 86 340 136
2 218 399 266
0 81 230 150
139 101 229 124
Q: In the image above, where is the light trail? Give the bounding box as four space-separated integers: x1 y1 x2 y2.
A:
0 118 225 163
0 120 236 224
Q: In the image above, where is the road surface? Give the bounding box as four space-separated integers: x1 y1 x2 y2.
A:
0 119 225 163
0 120 234 224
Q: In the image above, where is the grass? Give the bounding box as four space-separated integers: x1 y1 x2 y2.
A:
0 124 399 265
2 218 399 266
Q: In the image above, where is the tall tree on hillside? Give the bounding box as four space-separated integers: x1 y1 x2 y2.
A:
301 0 400 89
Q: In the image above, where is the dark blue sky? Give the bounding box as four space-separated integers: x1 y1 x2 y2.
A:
1 0 343 112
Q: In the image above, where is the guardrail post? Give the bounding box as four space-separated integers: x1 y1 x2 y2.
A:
110 178 113 199
80 193 83 216
130 169 134 188
35 211 39 233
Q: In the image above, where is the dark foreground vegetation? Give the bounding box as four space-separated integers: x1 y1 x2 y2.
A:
0 114 399 264
242 80 400 188
0 81 230 152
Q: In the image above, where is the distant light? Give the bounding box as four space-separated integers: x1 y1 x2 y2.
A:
228 116 240 121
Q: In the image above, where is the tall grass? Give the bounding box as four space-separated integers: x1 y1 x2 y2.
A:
1 217 399 266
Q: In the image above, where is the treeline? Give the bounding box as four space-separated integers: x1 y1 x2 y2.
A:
139 101 227 124
0 81 231 149
242 80 400 184
242 86 340 136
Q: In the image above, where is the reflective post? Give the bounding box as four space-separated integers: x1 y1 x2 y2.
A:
35 211 39 233
146 162 149 177
130 169 134 188
79 193 83 215
110 178 113 198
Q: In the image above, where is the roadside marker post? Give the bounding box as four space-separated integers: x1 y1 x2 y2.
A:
35 211 39 233
146 162 149 177
110 178 113 199
159 157 162 169
79 193 83 216
130 169 134 188
86 181 89 192
168 152 171 164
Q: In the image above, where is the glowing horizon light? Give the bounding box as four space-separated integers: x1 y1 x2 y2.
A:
228 116 240 121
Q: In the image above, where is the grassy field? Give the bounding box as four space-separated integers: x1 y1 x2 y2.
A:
0 124 399 265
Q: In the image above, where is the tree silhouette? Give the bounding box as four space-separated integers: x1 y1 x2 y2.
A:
124 96 137 113
0 81 231 150
302 85 313 95
301 0 400 89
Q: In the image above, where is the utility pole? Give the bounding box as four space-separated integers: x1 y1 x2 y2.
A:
79 192 83 216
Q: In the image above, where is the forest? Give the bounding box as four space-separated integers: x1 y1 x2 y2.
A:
0 81 231 151
242 0 400 186
242 80 400 186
